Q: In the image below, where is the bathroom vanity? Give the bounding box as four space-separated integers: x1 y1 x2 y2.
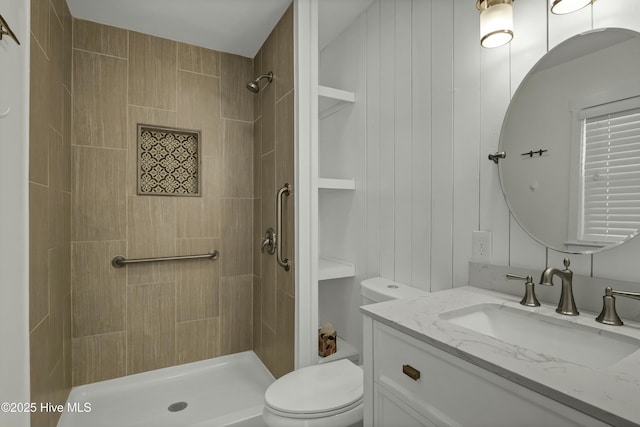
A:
361 286 640 427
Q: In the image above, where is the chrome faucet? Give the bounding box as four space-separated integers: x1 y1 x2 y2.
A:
540 258 579 316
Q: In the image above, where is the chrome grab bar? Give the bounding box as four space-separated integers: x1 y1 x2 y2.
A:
276 183 291 271
111 250 219 268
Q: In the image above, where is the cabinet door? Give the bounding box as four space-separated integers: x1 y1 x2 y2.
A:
373 322 609 427
375 385 437 427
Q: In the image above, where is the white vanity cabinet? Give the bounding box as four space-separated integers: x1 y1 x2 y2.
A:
363 318 609 427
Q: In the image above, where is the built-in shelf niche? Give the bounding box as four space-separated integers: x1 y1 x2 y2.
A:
319 85 355 120
319 257 355 281
317 336 359 364
318 177 355 190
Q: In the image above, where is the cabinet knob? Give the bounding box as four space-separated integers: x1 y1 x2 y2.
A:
402 364 420 381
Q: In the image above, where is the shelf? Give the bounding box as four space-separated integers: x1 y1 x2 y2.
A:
319 257 355 281
318 177 356 190
317 336 360 364
318 85 355 119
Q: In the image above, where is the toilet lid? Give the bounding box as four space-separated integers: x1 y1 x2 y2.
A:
264 359 363 416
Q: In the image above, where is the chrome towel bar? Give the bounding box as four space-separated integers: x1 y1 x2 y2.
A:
112 250 219 268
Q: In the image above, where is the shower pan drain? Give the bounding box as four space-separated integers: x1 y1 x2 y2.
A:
168 401 188 412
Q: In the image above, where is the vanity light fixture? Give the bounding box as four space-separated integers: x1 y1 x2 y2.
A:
477 0 514 48
550 0 593 15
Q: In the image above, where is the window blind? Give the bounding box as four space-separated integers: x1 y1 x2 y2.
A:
581 106 640 243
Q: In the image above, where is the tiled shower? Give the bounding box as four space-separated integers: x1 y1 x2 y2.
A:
27 1 294 425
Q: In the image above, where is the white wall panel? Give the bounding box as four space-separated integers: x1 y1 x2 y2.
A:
548 4 591 49
365 1 381 278
452 0 480 288
429 0 455 291
479 44 511 265
393 0 413 286
410 0 432 290
378 0 397 280
321 0 640 318
594 0 640 30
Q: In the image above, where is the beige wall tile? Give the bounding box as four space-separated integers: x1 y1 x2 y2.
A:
252 277 262 357
49 5 64 134
220 275 253 355
72 241 126 337
260 32 275 91
50 0 64 25
176 318 220 365
178 42 220 77
220 53 253 122
72 146 127 241
253 49 262 120
73 50 127 149
260 152 276 330
62 3 72 92
129 32 176 110
221 199 253 276
274 291 295 378
49 248 64 373
275 91 294 187
30 316 51 427
253 198 262 279
49 359 65 427
176 156 221 239
222 119 253 198
73 19 128 58
127 283 176 374
62 294 72 391
275 4 294 101
253 118 262 195
49 130 64 248
63 89 71 192
177 70 220 157
176 238 220 322
127 106 177 197
258 323 277 377
72 332 126 386
126 196 177 285
30 36 49 186
31 0 49 56
261 82 276 155
30 183 49 330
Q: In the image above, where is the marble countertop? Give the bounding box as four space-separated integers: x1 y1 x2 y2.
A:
360 286 640 427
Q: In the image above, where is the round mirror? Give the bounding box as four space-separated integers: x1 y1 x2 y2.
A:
499 28 640 254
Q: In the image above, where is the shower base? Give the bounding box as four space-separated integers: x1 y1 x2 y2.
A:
57 351 274 427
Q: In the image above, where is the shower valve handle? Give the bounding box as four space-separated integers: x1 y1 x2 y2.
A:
261 227 276 255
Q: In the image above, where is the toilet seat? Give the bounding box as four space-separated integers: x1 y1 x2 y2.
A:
264 359 363 418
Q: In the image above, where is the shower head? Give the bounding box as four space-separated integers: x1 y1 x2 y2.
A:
246 71 273 93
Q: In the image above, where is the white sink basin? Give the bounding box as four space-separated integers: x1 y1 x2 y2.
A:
440 303 640 368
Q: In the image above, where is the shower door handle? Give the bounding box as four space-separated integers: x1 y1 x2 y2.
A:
276 183 291 272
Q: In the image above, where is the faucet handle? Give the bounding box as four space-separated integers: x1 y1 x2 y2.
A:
506 273 540 307
596 286 640 326
563 257 571 270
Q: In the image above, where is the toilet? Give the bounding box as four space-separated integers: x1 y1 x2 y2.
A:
262 277 428 427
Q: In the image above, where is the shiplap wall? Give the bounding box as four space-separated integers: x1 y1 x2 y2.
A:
321 0 640 309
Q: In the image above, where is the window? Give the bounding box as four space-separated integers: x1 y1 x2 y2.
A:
577 97 640 245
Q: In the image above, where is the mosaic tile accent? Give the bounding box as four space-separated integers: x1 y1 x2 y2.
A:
137 124 201 196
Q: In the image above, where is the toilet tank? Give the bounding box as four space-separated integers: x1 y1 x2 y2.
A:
360 277 428 305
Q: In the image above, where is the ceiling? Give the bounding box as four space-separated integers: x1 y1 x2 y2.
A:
67 0 375 58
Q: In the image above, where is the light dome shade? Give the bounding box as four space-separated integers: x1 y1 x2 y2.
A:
550 0 593 14
480 3 513 48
